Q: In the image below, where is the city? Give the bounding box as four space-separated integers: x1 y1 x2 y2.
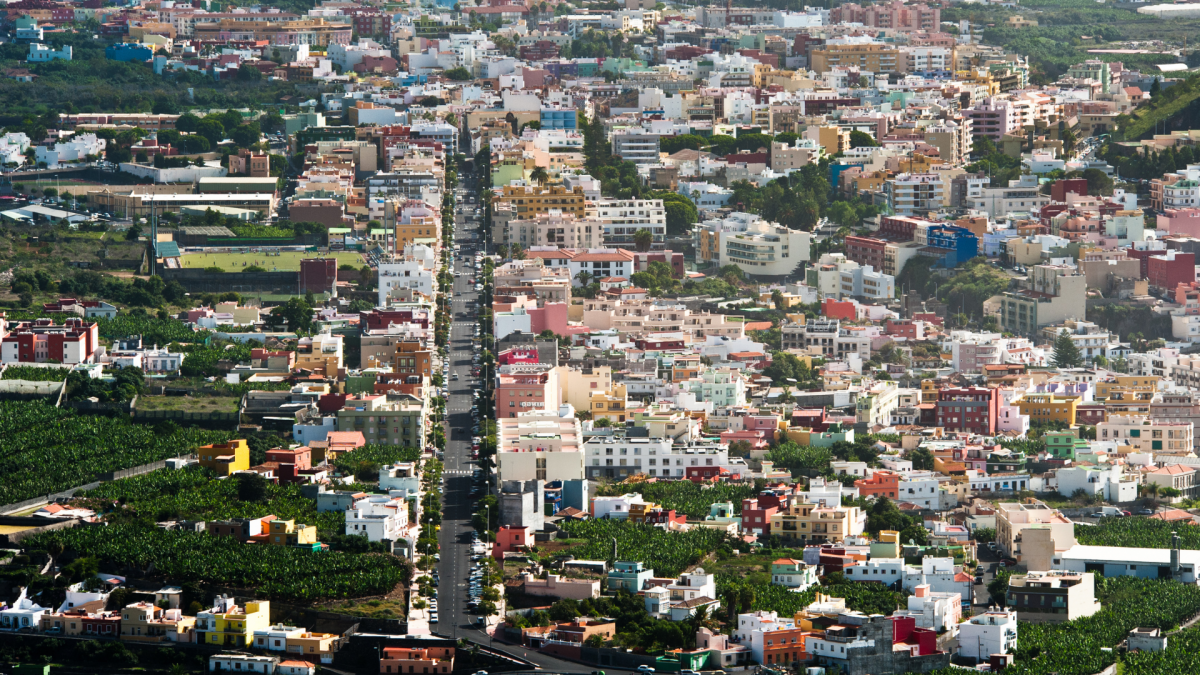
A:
1 0 1200 673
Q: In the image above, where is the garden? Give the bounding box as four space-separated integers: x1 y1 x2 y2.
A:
554 519 734 577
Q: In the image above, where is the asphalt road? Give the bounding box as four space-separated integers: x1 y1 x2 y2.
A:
435 175 484 640
430 176 639 675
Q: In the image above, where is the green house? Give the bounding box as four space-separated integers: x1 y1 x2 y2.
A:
1044 430 1088 461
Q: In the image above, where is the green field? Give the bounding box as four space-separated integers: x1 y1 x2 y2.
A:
180 250 364 272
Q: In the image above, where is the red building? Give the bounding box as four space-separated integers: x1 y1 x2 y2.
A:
1148 250 1195 291
791 408 830 431
664 45 712 61
360 308 431 331
81 612 121 637
823 298 857 320
348 9 391 36
0 318 98 365
1050 178 1089 202
686 465 724 482
634 335 685 350
497 347 539 365
936 386 999 435
845 235 887 270
885 319 925 339
879 215 929 241
1076 403 1106 426
633 250 685 278
519 40 561 60
300 257 338 295
741 497 779 537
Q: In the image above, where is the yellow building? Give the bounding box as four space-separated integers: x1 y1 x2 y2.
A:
383 199 441 253
810 43 901 74
921 379 941 404
494 184 587 218
1094 376 1162 401
812 125 851 155
591 383 629 423
198 440 250 477
850 170 889 195
295 332 343 375
197 598 271 647
768 500 865 544
268 519 319 546
556 365 613 413
1015 394 1078 425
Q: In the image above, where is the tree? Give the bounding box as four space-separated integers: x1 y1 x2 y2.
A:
1082 168 1114 197
633 228 653 252
1052 332 1083 368
910 448 935 471
229 122 261 148
1150 76 1162 98
443 66 473 81
849 130 878 148
594 417 612 428
771 289 786 311
529 166 549 186
236 63 262 81
266 297 314 333
584 633 606 648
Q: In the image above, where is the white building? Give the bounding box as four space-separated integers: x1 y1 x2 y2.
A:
683 368 747 407
0 132 30 166
892 584 962 632
377 256 435 305
885 173 945 214
594 198 667 249
796 476 859 507
35 133 105 168
378 462 420 498
592 493 647 519
345 495 408 543
496 406 586 484
957 608 1017 661
0 588 49 632
898 471 955 510
717 218 812 277
28 43 71 62
327 38 390 71
208 654 279 673
142 346 184 373
1055 464 1138 503
838 263 895 301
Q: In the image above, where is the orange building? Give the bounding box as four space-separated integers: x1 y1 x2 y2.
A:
393 338 432 380
761 624 811 666
855 470 900 499
380 646 455 674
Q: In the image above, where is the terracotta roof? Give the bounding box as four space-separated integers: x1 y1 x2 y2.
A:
954 572 973 582
572 250 635 262
773 558 804 565
729 351 764 358
743 321 773 331
599 276 626 282
526 249 577 259
1150 464 1195 475
1149 508 1196 521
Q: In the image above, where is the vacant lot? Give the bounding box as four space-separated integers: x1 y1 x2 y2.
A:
180 250 363 272
135 395 241 414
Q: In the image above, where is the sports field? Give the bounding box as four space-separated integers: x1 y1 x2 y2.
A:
180 250 365 272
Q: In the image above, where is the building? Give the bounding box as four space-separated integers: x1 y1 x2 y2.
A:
770 558 819 590
28 43 70 62
1000 264 1088 335
810 43 901 73
609 560 654 593
335 394 426 450
995 500 1073 562
1 318 98 365
197 440 250 477
957 608 1017 662
380 646 455 675
936 387 999 435
768 500 866 544
496 406 585 483
885 173 945 214
1097 415 1193 455
1004 571 1101 623
195 597 270 647
494 184 587 219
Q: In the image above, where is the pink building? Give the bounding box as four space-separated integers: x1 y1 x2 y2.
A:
495 363 559 419
497 347 539 365
719 429 770 452
1158 208 1200 237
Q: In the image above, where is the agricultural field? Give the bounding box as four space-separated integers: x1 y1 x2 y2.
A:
0 365 69 381
26 524 412 601
0 400 230 505
555 519 733 577
716 575 906 618
180 250 364 272
72 465 345 535
1074 516 1200 549
333 444 424 476
1123 623 1200 674
96 314 208 345
594 480 758 518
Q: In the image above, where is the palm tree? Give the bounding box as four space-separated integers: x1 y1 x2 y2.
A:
1142 482 1161 508
529 166 549 186
575 270 593 287
633 228 653 252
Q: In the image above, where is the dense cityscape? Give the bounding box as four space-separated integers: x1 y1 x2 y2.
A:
3 0 1200 673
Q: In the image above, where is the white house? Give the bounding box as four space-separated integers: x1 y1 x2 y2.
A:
208 654 280 673
345 494 408 543
35 133 105 168
892 584 962 632
378 461 421 498
1056 464 1138 503
0 132 30 166
142 346 185 373
958 608 1018 662
592 493 647 519
28 43 71 62
0 588 49 631
378 258 435 305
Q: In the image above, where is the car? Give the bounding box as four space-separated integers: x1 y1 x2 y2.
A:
637 667 656 674
1138 508 1155 515
430 613 438 623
